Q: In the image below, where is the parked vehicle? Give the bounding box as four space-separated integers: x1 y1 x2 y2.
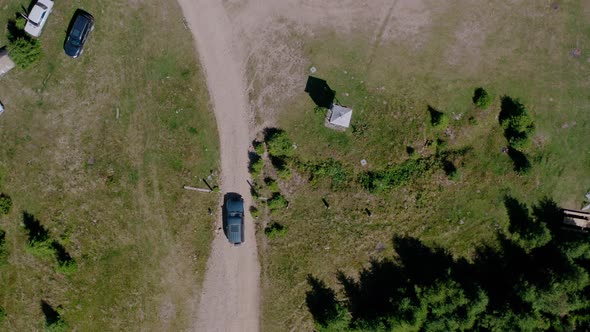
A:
224 194 245 245
24 0 54 37
64 10 94 58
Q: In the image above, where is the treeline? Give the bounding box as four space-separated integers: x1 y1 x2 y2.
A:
306 197 590 331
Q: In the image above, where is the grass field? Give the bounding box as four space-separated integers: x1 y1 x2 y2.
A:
0 0 218 330
254 2 590 330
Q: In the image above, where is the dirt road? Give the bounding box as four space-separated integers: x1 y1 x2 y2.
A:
175 0 259 331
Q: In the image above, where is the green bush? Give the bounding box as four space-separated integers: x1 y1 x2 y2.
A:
359 157 439 192
269 155 292 180
304 159 349 188
264 177 279 192
0 306 5 323
499 97 535 151
254 141 265 155
26 239 57 259
264 222 287 239
249 155 264 178
46 319 68 332
267 193 288 212
428 106 449 129
8 38 43 69
473 87 493 109
277 167 292 180
250 206 260 219
0 194 12 214
56 260 78 275
264 128 294 157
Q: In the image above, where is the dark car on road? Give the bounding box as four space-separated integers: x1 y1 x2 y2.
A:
224 194 244 245
64 10 94 58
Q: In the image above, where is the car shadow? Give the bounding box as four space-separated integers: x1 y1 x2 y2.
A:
222 192 243 240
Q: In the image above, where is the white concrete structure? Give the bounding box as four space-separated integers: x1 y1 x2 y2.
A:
328 104 353 129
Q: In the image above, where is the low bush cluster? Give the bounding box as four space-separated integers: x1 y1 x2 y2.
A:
7 17 43 69
267 193 288 212
499 97 535 151
264 222 287 239
473 87 493 109
358 157 439 193
0 193 12 214
428 106 449 129
303 159 349 189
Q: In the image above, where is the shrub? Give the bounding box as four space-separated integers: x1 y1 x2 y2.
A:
264 177 279 192
26 239 56 259
267 193 288 212
249 154 264 178
8 37 43 69
428 106 449 129
499 97 535 151
0 307 5 323
264 128 294 157
0 194 12 214
277 167 292 180
250 206 260 219
360 157 439 192
304 159 349 189
264 222 287 238
254 141 265 155
473 87 493 109
270 155 292 180
56 260 78 275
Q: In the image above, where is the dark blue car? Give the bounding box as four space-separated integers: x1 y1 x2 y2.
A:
64 10 94 58
224 194 244 245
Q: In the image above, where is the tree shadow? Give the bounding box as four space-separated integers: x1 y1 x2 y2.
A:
393 236 454 285
507 148 531 173
22 211 50 243
51 241 74 266
304 76 335 109
305 274 338 326
41 300 60 326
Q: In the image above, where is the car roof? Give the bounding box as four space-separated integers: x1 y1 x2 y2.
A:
28 4 47 23
227 222 242 244
226 198 244 213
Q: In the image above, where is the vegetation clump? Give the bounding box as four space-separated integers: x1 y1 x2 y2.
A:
22 212 77 273
359 157 439 193
0 193 12 214
264 222 287 238
7 17 43 69
472 87 493 109
248 153 264 178
250 206 260 219
428 106 449 129
499 97 535 151
264 177 279 193
264 128 294 158
267 193 288 212
303 159 349 189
